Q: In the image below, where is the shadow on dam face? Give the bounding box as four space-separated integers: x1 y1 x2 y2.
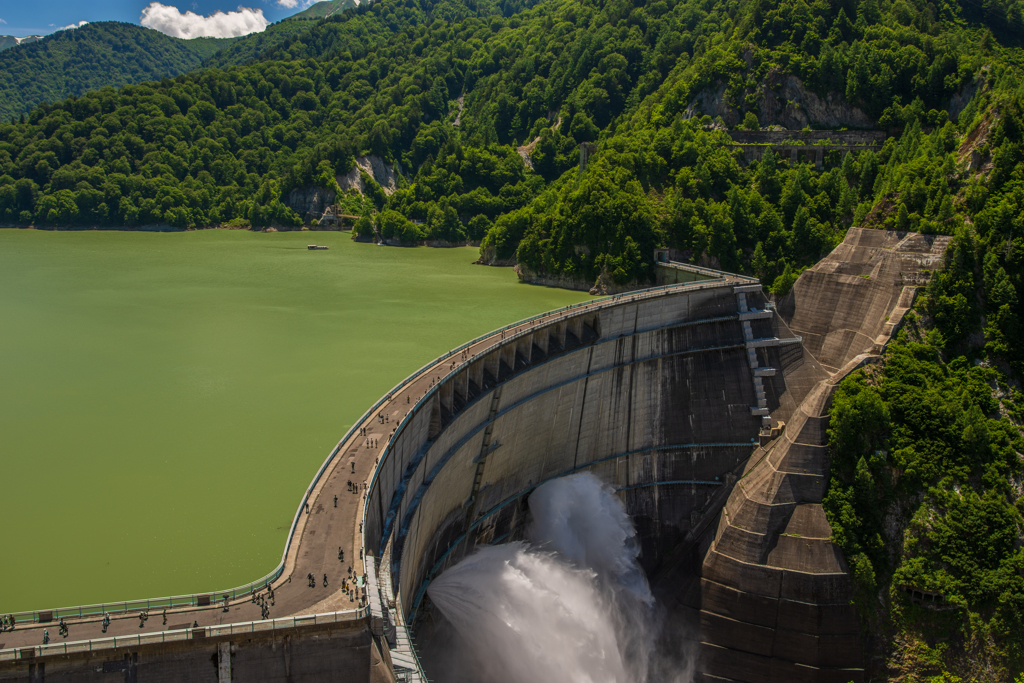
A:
365 228 951 683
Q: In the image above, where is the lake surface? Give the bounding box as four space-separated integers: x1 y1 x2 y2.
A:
0 229 588 613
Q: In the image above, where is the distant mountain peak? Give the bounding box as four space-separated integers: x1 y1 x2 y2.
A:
287 0 358 21
0 35 43 52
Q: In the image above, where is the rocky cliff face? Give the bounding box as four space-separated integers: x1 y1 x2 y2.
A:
514 263 640 295
337 155 405 195
286 186 336 222
686 71 872 129
287 155 406 219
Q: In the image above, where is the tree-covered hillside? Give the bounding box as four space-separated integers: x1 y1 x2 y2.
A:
0 0 1018 288
0 0 1023 676
0 23 231 122
0 0 1021 291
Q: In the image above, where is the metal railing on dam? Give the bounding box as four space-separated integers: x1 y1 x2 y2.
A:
0 607 368 663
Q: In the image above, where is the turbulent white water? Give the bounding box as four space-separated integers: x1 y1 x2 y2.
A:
427 473 676 683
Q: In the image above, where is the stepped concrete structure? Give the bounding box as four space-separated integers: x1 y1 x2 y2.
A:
696 227 950 683
0 227 948 683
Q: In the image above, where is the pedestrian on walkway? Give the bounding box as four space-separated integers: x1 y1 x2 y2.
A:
8 615 14 631
334 494 338 507
305 503 310 514
323 574 328 587
42 629 49 645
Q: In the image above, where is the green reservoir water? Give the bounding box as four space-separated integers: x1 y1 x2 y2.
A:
0 229 588 613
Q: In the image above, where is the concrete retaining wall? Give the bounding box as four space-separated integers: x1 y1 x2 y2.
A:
0 619 390 683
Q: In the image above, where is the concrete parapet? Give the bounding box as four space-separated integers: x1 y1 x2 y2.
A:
0 617 375 683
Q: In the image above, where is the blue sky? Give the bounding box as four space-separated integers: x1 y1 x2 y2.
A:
0 1 328 37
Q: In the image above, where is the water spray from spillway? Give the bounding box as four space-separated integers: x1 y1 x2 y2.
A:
427 473 689 683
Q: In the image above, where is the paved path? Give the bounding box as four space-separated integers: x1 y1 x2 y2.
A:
0 277 745 650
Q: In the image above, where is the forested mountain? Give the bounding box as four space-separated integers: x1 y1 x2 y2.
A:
0 35 42 52
1 0 1024 676
0 23 230 121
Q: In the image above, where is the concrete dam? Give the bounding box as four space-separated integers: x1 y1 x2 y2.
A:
0 227 948 683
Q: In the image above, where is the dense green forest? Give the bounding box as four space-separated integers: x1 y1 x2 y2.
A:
0 7 364 120
0 0 1017 289
0 23 230 122
822 98 1024 677
0 0 1023 676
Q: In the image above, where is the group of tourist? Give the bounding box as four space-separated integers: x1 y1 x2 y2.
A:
251 586 274 620
0 615 14 631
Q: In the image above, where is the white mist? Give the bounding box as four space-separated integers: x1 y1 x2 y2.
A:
427 472 667 683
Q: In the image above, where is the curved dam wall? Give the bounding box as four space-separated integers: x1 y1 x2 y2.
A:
363 280 771 614
360 271 848 679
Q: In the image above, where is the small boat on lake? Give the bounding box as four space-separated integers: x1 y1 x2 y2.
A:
307 245 329 250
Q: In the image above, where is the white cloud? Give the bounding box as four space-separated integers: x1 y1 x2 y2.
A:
58 21 89 31
139 3 269 39
0 18 7 25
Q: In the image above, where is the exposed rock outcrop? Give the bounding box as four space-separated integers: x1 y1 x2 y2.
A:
514 263 640 295
686 71 872 129
286 186 336 220
286 155 406 219
948 67 989 122
342 155 404 195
